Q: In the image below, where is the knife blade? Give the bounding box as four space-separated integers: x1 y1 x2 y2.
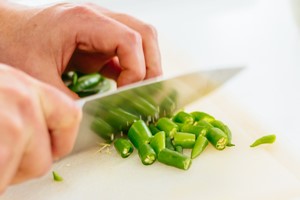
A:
72 67 243 153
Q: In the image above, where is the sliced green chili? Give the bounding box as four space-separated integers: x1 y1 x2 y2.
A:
150 131 166 154
52 171 63 182
159 89 178 118
91 118 115 142
156 117 178 138
165 136 175 151
175 145 183 154
193 120 213 137
120 93 158 122
138 143 157 165
180 123 209 138
172 111 194 125
191 111 215 123
191 135 209 159
114 138 134 158
158 148 192 170
210 120 234 146
206 127 228 150
148 124 161 135
250 134 276 147
173 132 196 148
102 108 139 132
128 120 153 149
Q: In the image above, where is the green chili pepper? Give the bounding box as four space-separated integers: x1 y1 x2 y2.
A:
138 143 157 165
128 120 153 149
191 111 215 123
103 108 139 132
120 93 159 122
210 120 234 146
180 123 209 138
77 78 111 97
165 136 175 151
191 135 209 159
69 73 102 93
206 127 228 150
158 148 192 170
91 118 115 142
159 89 178 118
114 138 134 158
72 71 78 86
150 131 166 154
156 117 179 138
52 171 63 182
175 145 183 154
148 124 161 135
250 134 276 147
172 111 194 125
173 132 196 149
175 123 184 131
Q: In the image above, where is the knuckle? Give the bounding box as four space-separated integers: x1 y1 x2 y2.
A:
60 3 94 18
124 30 143 47
141 23 158 39
135 67 146 80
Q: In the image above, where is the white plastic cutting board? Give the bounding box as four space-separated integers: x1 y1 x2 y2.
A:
2 90 300 200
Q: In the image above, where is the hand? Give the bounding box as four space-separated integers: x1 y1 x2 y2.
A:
0 64 82 193
0 2 162 98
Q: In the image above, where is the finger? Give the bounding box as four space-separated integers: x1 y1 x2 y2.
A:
44 69 79 99
70 7 146 86
89 5 162 79
10 91 52 184
0 112 25 193
36 81 82 159
99 57 122 81
68 50 112 74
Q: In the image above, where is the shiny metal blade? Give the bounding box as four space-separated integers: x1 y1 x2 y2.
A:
72 67 243 153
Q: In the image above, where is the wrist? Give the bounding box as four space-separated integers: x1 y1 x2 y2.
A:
0 2 32 66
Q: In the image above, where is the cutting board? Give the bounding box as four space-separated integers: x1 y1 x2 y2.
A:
2 89 300 200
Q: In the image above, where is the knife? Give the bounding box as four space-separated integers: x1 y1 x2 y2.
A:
72 67 243 153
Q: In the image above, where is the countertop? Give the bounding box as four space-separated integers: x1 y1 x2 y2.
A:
2 0 300 199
